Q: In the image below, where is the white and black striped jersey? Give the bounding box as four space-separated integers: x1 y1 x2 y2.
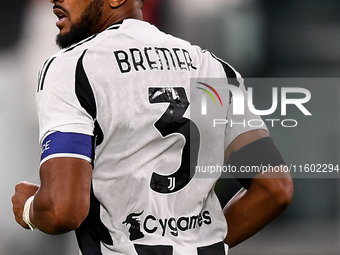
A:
36 19 266 255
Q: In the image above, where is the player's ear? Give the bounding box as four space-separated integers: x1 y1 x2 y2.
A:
109 0 127 8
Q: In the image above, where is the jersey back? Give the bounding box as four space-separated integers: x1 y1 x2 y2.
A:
37 19 264 255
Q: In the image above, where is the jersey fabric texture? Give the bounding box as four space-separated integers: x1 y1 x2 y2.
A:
36 19 267 255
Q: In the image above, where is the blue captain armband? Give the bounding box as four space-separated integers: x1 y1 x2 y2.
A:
40 131 94 165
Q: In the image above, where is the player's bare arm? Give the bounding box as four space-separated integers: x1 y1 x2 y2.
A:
12 157 92 234
223 129 294 248
11 0 143 235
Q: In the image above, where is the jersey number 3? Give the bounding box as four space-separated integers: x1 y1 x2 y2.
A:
148 87 200 194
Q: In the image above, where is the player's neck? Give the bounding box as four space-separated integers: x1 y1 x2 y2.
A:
111 9 144 25
96 9 143 33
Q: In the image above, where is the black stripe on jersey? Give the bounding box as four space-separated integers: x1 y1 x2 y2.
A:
75 50 109 255
216 59 238 87
134 244 173 255
133 242 226 255
204 50 240 104
197 241 226 255
107 25 121 30
75 50 104 145
107 21 123 30
65 21 122 53
64 34 98 53
37 58 49 92
75 49 105 146
37 57 56 92
75 50 97 118
76 187 114 255
206 51 239 87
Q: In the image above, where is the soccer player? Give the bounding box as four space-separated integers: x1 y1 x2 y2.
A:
12 0 293 254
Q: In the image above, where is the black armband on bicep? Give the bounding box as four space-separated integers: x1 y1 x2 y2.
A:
226 137 286 189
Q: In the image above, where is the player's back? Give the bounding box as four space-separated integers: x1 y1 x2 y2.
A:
38 19 232 255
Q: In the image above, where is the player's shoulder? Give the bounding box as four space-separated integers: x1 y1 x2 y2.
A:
118 19 201 52
44 23 111 66
36 38 94 94
42 19 208 66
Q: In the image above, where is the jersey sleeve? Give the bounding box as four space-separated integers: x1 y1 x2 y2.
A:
36 54 95 164
191 47 268 150
223 67 268 150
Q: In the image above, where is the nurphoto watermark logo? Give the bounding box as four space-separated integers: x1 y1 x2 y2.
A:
194 79 312 128
196 82 223 115
190 78 340 179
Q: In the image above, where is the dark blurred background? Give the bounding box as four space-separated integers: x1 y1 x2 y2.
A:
1 0 339 254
